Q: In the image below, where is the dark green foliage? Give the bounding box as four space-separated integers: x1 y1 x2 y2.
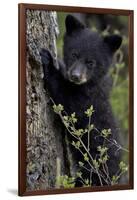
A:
52 103 128 187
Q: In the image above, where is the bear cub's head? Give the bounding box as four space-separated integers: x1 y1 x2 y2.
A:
63 15 122 85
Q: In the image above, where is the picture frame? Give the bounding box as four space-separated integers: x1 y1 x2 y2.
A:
18 3 134 196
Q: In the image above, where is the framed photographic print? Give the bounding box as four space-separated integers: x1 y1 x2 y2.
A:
18 3 134 196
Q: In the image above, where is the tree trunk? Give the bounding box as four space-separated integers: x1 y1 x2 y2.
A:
26 10 67 191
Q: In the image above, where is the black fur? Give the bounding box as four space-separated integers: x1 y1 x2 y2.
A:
40 15 122 186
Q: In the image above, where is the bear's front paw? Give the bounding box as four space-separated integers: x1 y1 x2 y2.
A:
40 48 52 66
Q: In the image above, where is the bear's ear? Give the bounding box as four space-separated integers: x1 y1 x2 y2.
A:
104 35 122 53
65 15 85 35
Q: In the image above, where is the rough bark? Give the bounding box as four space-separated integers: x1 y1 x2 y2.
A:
26 10 66 191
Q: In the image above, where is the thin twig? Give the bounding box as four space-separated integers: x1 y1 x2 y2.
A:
94 127 129 153
88 115 91 151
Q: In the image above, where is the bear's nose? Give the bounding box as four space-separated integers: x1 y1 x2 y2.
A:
71 72 81 82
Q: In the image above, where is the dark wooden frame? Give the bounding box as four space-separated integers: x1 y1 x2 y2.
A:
18 3 134 196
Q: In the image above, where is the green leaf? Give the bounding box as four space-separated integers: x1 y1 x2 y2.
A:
71 112 76 118
99 155 109 163
115 62 125 70
63 116 68 121
102 155 109 162
84 179 89 185
119 161 128 172
72 141 81 149
64 121 70 128
84 153 89 161
56 175 75 188
72 141 76 147
93 159 99 169
53 104 64 113
75 141 81 149
73 129 84 137
76 172 82 178
97 146 108 157
70 112 78 123
84 128 88 133
111 175 119 184
85 105 94 117
101 129 111 138
78 161 84 167
88 124 94 132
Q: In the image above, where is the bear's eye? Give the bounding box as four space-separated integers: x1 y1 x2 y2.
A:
86 59 96 69
71 52 78 59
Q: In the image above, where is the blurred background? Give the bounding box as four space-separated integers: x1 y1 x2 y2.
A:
56 12 129 164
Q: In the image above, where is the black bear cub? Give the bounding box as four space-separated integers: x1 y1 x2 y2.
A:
40 15 122 186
